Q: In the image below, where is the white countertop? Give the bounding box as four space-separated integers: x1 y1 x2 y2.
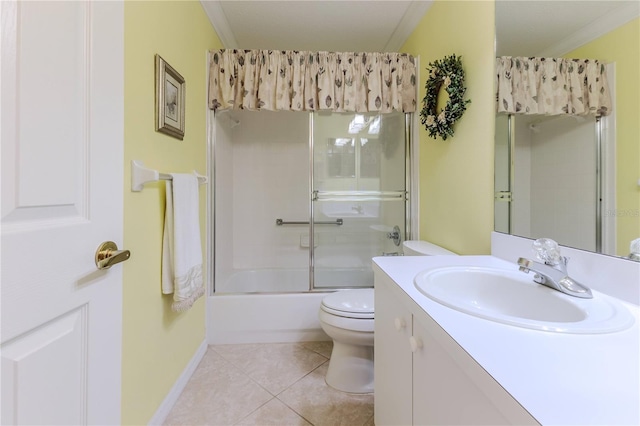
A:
372 255 640 426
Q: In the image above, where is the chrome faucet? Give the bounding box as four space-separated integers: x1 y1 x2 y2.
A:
517 258 592 298
517 238 593 299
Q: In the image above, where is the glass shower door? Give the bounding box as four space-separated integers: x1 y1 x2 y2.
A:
311 112 407 289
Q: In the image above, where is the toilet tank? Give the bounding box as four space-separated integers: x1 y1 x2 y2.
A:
402 240 457 256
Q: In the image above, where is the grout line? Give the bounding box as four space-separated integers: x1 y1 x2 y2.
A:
273 357 329 397
231 396 277 426
274 360 330 425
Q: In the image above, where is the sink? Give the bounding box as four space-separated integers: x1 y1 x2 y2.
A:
414 266 634 334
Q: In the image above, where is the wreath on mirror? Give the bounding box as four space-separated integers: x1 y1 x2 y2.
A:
420 54 471 140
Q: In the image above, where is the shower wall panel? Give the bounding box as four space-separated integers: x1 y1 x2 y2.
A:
230 111 309 271
214 114 235 289
508 115 596 251
529 116 596 251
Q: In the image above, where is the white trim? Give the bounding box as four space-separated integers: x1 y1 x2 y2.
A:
538 2 640 57
199 0 238 48
383 1 433 52
147 340 208 426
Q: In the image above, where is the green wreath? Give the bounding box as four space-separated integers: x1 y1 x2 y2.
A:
420 54 471 140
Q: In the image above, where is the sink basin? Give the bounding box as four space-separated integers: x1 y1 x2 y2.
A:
414 266 634 334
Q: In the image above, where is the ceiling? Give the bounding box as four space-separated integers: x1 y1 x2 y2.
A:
496 0 640 57
201 1 639 56
200 1 433 52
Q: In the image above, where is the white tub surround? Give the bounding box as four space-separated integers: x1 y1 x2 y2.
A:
373 255 639 426
492 232 640 305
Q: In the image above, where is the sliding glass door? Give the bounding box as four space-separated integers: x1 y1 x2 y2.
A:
311 112 407 289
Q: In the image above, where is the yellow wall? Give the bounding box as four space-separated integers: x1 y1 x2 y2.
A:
402 0 496 254
122 2 222 424
565 18 640 256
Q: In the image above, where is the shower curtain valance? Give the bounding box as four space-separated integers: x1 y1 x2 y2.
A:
495 56 612 116
208 49 417 113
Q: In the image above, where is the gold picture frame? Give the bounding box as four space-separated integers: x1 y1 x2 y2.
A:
155 54 185 140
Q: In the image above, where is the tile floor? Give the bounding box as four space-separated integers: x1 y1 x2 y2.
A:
164 342 374 426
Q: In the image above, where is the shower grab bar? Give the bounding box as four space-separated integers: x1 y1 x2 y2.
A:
276 218 343 226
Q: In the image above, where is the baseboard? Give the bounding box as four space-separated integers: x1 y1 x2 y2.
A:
147 339 208 425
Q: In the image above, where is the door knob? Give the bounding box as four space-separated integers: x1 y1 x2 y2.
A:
95 241 131 270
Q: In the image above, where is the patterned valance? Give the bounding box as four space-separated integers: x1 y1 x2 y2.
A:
495 57 612 116
208 49 417 113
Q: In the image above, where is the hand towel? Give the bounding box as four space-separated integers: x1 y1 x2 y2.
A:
162 174 204 312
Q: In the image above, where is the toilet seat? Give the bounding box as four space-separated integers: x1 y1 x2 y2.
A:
320 289 374 319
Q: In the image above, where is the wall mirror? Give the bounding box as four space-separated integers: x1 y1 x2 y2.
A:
494 0 639 260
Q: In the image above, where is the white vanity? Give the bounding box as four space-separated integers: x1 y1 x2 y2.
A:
373 254 640 425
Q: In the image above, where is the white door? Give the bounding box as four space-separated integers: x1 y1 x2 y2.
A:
1 1 124 424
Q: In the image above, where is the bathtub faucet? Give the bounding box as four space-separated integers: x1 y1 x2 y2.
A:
386 225 401 246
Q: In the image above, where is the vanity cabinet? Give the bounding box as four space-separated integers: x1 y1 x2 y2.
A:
374 271 539 425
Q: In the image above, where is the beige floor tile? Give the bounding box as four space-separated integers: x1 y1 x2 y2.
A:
214 343 328 395
211 343 265 360
278 363 374 426
235 398 312 426
164 348 273 426
301 341 333 359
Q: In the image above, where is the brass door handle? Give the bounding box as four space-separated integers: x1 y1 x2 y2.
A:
95 241 131 270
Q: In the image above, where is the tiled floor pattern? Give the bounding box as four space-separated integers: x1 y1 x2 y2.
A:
164 342 374 426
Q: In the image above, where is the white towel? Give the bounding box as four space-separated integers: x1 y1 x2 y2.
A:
162 174 204 312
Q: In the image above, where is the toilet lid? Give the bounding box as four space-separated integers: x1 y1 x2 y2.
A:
321 289 374 319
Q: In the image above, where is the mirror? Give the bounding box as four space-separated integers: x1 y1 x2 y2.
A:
494 1 640 260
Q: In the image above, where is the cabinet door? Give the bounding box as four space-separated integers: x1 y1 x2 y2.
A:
412 315 538 425
374 279 413 426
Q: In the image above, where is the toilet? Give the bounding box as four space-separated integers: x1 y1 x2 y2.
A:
319 288 374 393
318 240 457 394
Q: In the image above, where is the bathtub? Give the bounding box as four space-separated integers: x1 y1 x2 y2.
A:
207 267 373 344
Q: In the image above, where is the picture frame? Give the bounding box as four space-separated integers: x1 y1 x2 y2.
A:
155 54 185 140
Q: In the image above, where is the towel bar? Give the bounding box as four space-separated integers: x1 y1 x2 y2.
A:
131 160 208 192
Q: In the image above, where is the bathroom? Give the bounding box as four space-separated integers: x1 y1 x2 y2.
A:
1 1 638 425
203 0 639 423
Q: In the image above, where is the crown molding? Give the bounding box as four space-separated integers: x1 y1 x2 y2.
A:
200 0 238 48
383 1 434 52
537 1 639 57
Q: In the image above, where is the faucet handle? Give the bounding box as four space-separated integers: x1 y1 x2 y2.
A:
532 238 562 265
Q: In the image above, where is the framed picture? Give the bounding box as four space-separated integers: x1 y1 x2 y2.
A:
155 54 185 140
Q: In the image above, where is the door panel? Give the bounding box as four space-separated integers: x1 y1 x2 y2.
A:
1 307 88 425
1 1 123 424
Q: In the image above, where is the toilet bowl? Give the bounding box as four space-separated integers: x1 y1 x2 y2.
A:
319 241 457 394
319 289 374 394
